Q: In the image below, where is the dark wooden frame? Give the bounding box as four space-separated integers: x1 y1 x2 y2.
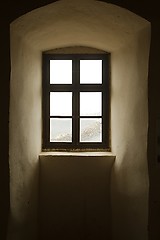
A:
42 53 110 151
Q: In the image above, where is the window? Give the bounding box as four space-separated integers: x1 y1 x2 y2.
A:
42 52 110 150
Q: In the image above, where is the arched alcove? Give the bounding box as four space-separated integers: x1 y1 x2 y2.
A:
8 0 150 239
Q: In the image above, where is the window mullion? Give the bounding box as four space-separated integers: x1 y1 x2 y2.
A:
76 59 80 145
72 58 79 146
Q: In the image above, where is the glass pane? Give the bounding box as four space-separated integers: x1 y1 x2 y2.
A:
80 92 102 116
80 60 102 84
50 92 72 116
80 118 102 142
50 60 72 84
50 118 72 142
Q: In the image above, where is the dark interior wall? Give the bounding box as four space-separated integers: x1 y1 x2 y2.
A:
1 0 159 239
0 9 10 239
147 17 160 240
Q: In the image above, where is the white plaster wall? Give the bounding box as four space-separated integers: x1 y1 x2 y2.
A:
8 31 42 240
9 0 150 239
111 28 150 239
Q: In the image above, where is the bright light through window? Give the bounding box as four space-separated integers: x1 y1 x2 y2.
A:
80 92 102 116
50 92 72 116
80 118 102 142
80 60 102 84
50 60 72 84
50 118 72 142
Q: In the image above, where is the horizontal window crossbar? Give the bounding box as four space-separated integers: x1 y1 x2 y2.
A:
50 116 72 118
48 85 104 92
50 116 103 118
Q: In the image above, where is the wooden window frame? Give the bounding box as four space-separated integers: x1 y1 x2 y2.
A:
42 53 110 151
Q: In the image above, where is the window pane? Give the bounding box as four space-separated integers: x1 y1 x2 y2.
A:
50 60 72 84
80 60 102 84
80 118 102 142
50 118 72 142
80 92 102 116
50 92 72 116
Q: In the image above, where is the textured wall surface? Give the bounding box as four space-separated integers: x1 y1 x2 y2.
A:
111 28 150 239
8 32 42 240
